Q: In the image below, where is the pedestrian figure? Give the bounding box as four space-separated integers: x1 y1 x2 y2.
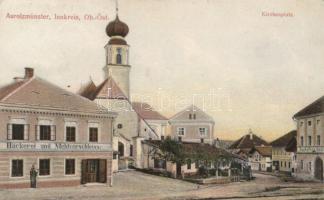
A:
30 164 38 188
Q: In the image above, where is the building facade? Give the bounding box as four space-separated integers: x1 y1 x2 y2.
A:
168 105 215 144
271 130 296 174
0 68 116 188
293 96 324 181
249 146 272 172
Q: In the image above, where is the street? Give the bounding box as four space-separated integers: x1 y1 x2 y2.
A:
0 171 323 200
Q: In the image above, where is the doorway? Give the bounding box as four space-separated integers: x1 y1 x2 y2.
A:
314 157 323 181
81 159 107 184
176 163 182 178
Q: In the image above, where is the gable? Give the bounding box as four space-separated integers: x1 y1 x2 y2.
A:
170 105 214 123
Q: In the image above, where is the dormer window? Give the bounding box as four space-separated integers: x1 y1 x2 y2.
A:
116 48 122 64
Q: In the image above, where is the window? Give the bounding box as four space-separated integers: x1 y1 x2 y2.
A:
309 162 312 171
116 48 122 64
117 124 123 129
193 114 196 119
12 124 24 140
317 120 320 125
177 127 185 136
317 135 321 146
187 160 191 170
301 160 303 170
178 136 182 142
280 161 282 167
189 114 192 119
65 159 75 175
89 127 98 142
161 136 165 140
40 125 51 140
289 162 291 168
308 136 312 146
301 136 304 146
284 161 287 168
199 128 207 137
39 159 50 176
11 160 23 177
308 121 312 126
66 126 76 142
200 138 204 143
130 145 133 157
300 121 304 127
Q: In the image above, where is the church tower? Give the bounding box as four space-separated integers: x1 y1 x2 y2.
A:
103 13 130 99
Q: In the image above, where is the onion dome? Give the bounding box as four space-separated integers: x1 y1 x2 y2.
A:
106 15 129 37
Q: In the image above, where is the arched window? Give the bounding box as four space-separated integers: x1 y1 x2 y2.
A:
116 48 122 64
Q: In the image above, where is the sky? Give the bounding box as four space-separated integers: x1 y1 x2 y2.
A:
0 0 324 141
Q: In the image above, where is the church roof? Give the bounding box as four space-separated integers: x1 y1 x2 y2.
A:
131 102 168 120
294 95 324 118
271 130 297 147
229 133 269 150
0 70 113 116
79 77 127 100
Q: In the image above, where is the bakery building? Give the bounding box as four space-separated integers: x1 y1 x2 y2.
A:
0 68 116 188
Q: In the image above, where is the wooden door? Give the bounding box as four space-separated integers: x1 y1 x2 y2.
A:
99 159 107 183
86 160 99 183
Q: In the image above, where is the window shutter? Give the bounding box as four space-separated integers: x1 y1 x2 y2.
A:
24 124 29 140
7 124 12 140
51 125 56 141
36 125 40 141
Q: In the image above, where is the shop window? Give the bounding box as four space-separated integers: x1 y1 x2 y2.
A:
65 159 75 175
40 125 51 140
66 126 76 142
11 159 23 177
39 159 50 176
89 127 98 142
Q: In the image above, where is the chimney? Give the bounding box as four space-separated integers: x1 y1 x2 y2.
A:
24 67 34 79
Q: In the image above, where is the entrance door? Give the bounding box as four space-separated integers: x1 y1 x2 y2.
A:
81 159 107 184
86 159 99 183
176 163 182 178
314 157 323 181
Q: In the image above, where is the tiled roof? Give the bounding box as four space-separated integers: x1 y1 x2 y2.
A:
271 130 297 147
229 133 269 150
294 96 324 118
0 80 26 100
143 140 246 161
131 102 167 120
0 77 112 115
79 77 127 100
250 146 272 157
285 136 297 152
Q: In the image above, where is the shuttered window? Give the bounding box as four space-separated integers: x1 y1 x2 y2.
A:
66 126 76 142
12 124 24 140
89 127 98 142
40 125 51 140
